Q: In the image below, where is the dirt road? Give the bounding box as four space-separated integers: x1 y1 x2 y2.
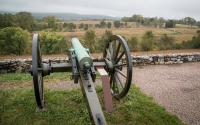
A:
132 62 200 125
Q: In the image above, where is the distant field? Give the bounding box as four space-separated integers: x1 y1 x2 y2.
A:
61 21 200 43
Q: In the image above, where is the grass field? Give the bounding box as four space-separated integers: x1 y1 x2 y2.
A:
0 73 184 125
61 21 200 44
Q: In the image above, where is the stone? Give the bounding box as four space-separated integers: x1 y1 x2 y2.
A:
15 66 22 73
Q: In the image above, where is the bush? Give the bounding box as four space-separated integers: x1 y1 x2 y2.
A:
157 34 175 50
96 30 113 52
127 36 138 52
0 27 30 55
40 32 68 54
173 43 182 49
140 30 155 51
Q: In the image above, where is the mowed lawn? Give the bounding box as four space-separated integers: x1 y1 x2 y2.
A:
0 73 185 125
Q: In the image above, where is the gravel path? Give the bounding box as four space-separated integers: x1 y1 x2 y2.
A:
132 62 200 125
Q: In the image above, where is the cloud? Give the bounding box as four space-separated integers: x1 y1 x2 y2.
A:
0 0 200 20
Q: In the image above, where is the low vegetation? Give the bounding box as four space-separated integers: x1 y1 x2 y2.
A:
0 73 184 124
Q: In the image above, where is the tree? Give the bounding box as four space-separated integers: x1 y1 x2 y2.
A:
165 20 176 28
153 17 158 28
106 22 112 28
143 17 150 26
44 16 56 29
41 32 68 54
84 24 88 30
113 21 120 28
140 30 155 51
100 20 106 28
78 23 84 29
97 30 113 52
184 17 196 27
121 17 130 22
63 22 68 28
0 13 17 28
84 30 96 53
127 36 138 52
15 11 35 31
67 23 76 32
0 27 29 55
158 17 165 28
158 34 175 50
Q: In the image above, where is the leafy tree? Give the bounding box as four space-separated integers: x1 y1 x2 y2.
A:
94 24 100 28
15 11 35 31
97 30 113 52
84 24 88 30
153 17 158 28
40 32 68 54
100 20 106 28
158 17 165 28
140 30 155 51
183 17 196 27
79 23 84 29
36 22 48 31
0 13 17 28
53 22 62 31
67 23 76 32
127 36 138 52
113 21 120 28
0 27 29 55
63 22 68 28
158 34 175 50
44 16 56 29
143 17 150 26
106 22 112 28
84 30 96 53
165 20 176 28
121 17 130 22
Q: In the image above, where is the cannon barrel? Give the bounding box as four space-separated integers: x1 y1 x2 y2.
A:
71 38 93 70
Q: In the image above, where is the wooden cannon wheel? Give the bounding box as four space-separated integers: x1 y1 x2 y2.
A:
31 34 44 108
103 35 132 99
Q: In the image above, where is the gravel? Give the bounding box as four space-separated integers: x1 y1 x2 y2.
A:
132 62 200 125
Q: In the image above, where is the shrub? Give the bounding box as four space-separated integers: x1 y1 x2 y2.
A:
157 34 175 50
127 36 138 52
140 30 155 51
40 32 68 54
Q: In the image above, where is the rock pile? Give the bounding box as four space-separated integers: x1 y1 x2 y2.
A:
0 53 200 74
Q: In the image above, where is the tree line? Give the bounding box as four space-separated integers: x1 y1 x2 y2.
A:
121 14 200 28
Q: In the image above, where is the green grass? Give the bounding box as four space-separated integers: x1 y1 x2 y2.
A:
0 81 184 125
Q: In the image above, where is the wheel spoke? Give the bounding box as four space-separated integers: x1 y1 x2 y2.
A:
113 63 127 67
114 42 121 61
114 51 125 64
112 74 116 94
109 42 113 62
113 40 116 61
106 49 112 61
115 68 127 78
114 73 121 94
115 72 124 88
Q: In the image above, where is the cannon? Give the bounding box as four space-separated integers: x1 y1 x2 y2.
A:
30 34 132 125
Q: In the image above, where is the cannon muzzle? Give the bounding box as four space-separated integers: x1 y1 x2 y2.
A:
71 38 93 70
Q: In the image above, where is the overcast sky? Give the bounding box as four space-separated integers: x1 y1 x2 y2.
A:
0 0 200 20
